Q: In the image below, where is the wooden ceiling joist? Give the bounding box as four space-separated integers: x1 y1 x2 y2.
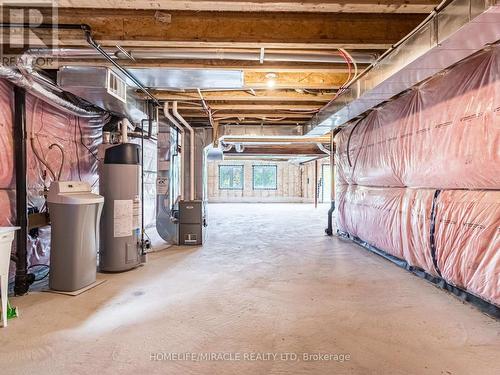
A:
15 8 425 50
53 1 436 14
244 71 348 89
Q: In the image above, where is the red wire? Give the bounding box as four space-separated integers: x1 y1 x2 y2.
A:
322 49 353 109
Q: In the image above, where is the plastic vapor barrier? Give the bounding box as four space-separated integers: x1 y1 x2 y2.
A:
335 47 500 190
435 190 499 306
337 186 499 307
335 46 500 310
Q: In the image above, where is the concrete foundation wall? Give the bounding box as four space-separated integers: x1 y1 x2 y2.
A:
207 159 328 203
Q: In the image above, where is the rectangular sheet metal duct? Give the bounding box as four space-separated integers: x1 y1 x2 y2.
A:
126 69 244 90
305 0 500 135
57 66 147 124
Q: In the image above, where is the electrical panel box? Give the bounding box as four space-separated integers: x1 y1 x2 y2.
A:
179 200 205 246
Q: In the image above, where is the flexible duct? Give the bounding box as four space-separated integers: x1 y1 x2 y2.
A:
172 102 195 201
163 102 185 201
0 65 101 118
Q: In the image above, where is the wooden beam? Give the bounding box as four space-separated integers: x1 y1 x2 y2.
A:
13 8 425 50
244 71 347 89
53 1 436 14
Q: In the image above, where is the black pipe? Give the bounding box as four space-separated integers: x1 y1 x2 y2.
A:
325 201 335 236
13 86 34 295
80 25 160 107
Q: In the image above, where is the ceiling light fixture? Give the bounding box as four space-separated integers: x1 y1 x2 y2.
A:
265 72 277 89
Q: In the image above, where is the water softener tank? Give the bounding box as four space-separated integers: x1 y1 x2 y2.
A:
99 143 142 272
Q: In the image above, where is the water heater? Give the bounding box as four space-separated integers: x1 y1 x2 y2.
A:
99 143 142 272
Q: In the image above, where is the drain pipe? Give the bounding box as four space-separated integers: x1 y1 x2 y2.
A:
13 86 33 295
172 102 195 201
163 102 185 201
325 131 335 236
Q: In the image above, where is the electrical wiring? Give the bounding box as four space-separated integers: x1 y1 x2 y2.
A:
77 117 99 161
74 116 82 181
31 100 57 181
338 48 359 87
320 49 356 109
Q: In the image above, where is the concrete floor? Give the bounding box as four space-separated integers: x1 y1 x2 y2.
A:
1 203 499 375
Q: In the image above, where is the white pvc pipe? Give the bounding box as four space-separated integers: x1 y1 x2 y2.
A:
163 102 185 201
172 101 195 202
121 119 129 143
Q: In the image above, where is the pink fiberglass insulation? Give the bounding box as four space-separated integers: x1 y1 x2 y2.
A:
337 185 436 274
0 80 14 190
334 46 499 306
336 185 500 305
400 188 438 276
337 185 405 259
335 46 500 190
434 190 500 306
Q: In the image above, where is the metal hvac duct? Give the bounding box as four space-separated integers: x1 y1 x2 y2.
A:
57 66 147 124
0 66 102 118
306 0 500 134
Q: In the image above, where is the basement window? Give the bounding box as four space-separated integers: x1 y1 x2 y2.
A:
219 165 244 190
252 165 277 190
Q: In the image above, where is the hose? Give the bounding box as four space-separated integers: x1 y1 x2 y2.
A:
48 143 65 181
30 137 56 181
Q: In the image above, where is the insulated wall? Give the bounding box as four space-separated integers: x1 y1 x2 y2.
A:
336 47 499 189
335 47 500 307
0 79 106 281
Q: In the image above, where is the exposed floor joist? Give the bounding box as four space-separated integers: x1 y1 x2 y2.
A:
1 6 429 128
53 1 437 13
9 9 426 50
